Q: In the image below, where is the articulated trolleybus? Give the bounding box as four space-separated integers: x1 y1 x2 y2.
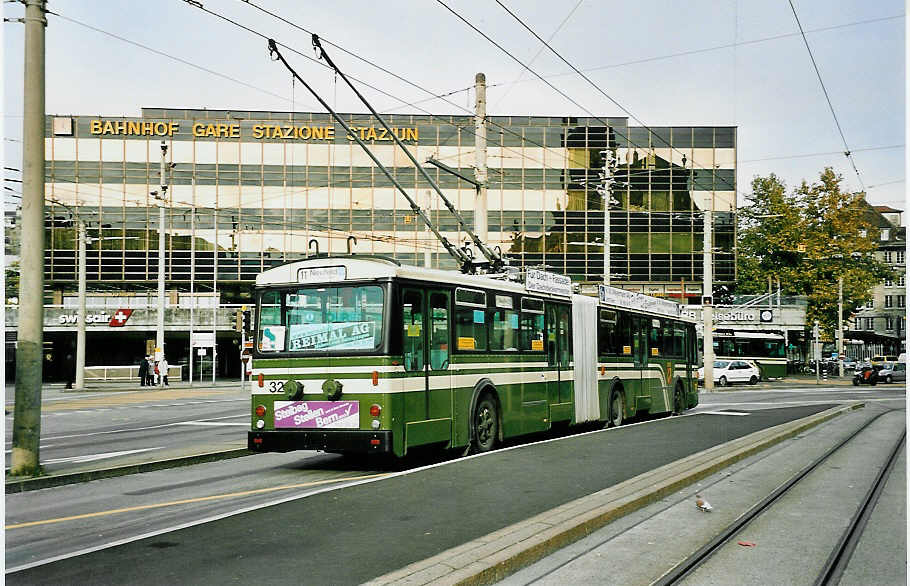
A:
248 257 698 458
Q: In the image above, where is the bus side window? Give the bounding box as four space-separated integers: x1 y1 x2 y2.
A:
402 290 424 371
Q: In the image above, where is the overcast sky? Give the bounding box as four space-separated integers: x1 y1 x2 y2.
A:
3 0 906 211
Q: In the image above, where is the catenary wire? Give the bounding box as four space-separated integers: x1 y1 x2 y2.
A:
787 0 865 192
490 0 738 191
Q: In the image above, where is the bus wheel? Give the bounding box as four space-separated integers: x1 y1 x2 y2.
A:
473 394 499 453
749 375 758 385
673 384 685 415
609 388 625 427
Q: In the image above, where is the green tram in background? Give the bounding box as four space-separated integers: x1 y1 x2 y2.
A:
711 331 788 380
248 257 698 458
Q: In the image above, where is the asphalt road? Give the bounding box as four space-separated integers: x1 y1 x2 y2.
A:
7 402 838 584
5 384 250 474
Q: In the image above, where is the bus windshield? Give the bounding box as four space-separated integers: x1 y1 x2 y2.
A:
258 285 385 353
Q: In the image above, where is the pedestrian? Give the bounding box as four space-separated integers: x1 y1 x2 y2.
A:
146 356 155 386
138 355 149 387
159 356 169 386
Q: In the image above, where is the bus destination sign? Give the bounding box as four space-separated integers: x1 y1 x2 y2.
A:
599 285 682 318
525 269 572 297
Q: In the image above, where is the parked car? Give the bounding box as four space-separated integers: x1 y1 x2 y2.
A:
876 362 906 384
841 358 858 372
697 360 761 386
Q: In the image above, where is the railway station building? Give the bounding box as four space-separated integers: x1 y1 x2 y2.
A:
6 108 738 381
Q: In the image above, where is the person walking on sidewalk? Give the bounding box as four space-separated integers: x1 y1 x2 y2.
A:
138 355 149 387
159 356 169 386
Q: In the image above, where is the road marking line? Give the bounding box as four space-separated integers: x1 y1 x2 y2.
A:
43 447 164 465
5 473 389 530
699 410 750 416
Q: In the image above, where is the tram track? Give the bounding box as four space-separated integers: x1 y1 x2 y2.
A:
655 409 905 586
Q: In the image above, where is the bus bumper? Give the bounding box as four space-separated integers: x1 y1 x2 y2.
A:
247 430 393 454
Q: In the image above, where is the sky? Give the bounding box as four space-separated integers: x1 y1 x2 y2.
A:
2 0 906 213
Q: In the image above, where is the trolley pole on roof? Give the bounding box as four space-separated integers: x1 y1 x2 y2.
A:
474 73 488 244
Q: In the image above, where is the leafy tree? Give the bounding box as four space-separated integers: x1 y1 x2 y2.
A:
737 168 893 338
5 260 20 303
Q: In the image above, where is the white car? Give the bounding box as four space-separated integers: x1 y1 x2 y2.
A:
697 360 761 386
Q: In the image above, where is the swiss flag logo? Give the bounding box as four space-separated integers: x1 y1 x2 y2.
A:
109 309 133 327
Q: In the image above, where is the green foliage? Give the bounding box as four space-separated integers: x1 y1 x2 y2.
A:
737 168 893 338
5 261 20 301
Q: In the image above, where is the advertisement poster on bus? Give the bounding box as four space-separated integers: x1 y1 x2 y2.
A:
273 400 360 429
287 321 375 351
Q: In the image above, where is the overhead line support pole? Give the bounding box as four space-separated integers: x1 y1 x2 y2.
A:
474 72 488 244
12 0 47 477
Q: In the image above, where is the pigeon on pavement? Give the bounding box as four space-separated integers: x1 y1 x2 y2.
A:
695 494 713 512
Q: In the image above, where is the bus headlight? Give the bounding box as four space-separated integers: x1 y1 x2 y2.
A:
371 419 381 430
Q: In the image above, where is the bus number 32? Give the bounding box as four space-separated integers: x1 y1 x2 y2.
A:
268 381 284 393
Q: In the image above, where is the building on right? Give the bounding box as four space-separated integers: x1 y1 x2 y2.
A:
845 203 906 357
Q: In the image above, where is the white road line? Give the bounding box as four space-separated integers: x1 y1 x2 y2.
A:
699 410 750 416
30 413 248 442
42 447 164 465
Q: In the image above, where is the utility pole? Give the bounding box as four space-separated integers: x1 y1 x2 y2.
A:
703 195 714 392
474 73 488 244
74 220 86 390
599 148 617 286
156 141 168 366
837 275 844 377
11 0 47 476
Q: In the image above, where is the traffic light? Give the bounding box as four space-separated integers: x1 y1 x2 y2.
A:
234 310 243 333
242 310 252 333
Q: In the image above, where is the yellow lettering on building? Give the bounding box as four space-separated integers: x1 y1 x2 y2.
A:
90 120 102 134
365 127 377 141
252 124 264 139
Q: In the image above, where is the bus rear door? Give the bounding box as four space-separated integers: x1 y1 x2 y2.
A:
401 287 452 450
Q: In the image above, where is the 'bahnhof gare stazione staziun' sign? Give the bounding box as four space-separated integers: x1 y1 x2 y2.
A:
87 119 420 142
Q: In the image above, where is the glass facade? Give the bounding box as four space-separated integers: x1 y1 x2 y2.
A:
43 109 736 298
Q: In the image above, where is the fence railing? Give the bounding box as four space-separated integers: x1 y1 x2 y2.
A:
84 365 183 381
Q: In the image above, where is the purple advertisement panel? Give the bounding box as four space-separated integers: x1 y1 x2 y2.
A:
273 401 360 429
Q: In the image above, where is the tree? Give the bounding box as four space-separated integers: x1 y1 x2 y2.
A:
5 261 20 303
737 168 893 338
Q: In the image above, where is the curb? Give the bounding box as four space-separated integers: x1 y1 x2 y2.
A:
6 448 253 494
366 401 865 586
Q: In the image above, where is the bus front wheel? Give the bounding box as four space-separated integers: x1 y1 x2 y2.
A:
473 394 499 453
609 388 625 427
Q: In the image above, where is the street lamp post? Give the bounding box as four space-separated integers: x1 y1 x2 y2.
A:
74 220 86 390
155 141 168 367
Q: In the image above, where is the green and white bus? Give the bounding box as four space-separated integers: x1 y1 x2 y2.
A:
248 257 698 457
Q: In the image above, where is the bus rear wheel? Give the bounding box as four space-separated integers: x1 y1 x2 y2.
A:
609 388 625 427
473 394 499 453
